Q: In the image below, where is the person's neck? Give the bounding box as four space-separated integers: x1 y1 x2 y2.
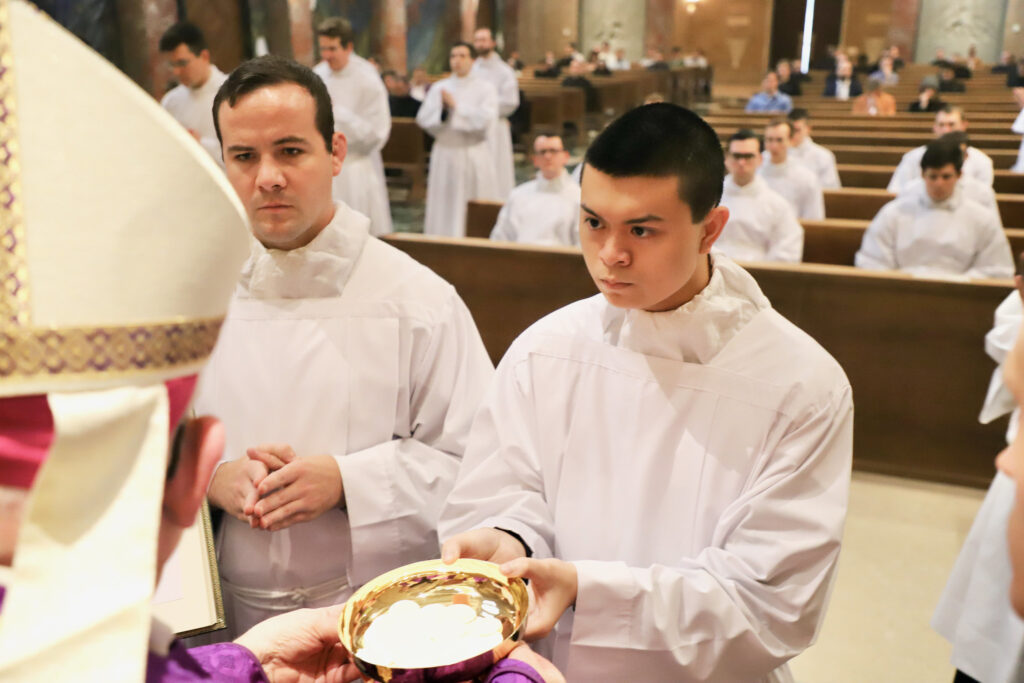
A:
191 66 212 90
540 168 563 180
733 174 754 187
260 203 337 252
770 153 786 165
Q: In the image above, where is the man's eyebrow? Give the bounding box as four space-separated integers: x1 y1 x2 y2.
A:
581 203 664 225
273 136 310 146
226 144 254 153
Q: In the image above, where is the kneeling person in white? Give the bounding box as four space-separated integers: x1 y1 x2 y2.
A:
718 129 804 262
490 132 580 246
887 106 994 193
440 104 853 682
204 55 494 636
856 137 1013 279
313 18 393 235
417 42 500 237
759 119 826 221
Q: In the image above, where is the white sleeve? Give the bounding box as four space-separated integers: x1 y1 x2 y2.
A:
802 184 826 221
439 345 558 560
973 152 995 187
332 78 391 156
887 156 915 193
822 150 842 189
416 85 445 137
337 292 495 585
967 214 1015 280
855 204 900 270
1013 109 1024 135
767 202 805 263
566 388 853 681
451 82 499 134
490 201 515 242
496 68 520 118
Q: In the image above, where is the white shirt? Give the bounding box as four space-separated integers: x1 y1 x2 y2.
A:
789 137 842 189
439 255 853 682
717 174 804 262
1011 108 1024 173
855 182 1014 279
472 52 519 200
900 175 1002 226
835 78 851 100
160 66 227 162
933 292 1024 683
416 74 500 237
196 201 494 635
490 170 580 246
313 56 393 235
759 157 826 220
888 145 995 192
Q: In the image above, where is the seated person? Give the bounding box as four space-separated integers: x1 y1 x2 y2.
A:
745 71 793 113
937 63 967 92
791 58 812 82
382 69 421 117
787 108 841 189
869 55 900 86
561 60 598 111
506 51 524 71
888 106 994 192
776 59 802 96
717 129 803 262
851 78 896 116
994 51 1016 74
439 102 853 682
534 51 561 78
759 118 826 220
909 83 945 112
857 137 1013 279
491 132 580 246
823 59 863 100
900 131 1001 224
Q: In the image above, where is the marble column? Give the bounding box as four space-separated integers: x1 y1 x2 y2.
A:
114 0 178 98
645 0 675 54
380 0 408 73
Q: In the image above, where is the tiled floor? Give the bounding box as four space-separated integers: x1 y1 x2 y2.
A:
789 472 987 683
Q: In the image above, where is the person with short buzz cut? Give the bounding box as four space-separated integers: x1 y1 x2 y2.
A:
472 27 519 200
787 108 841 189
490 132 580 246
204 54 495 637
759 118 826 220
717 129 804 262
313 17 392 235
888 105 995 192
417 42 500 237
745 71 792 113
856 137 1013 279
159 21 227 161
439 103 853 682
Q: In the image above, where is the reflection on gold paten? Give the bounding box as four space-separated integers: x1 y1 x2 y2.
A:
339 559 529 683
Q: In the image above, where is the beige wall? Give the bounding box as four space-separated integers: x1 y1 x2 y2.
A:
841 0 895 63
675 0 773 84
513 0 579 65
1004 0 1024 57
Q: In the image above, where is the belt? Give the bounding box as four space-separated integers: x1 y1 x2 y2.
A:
220 573 351 610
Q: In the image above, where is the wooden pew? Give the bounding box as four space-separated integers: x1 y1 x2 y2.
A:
705 115 1018 136
830 144 1020 170
837 164 1024 194
824 188 1024 227
465 199 503 238
382 233 1011 488
381 117 427 201
715 126 1023 150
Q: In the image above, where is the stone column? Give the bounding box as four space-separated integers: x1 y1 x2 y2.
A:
114 0 178 98
380 0 408 73
460 0 479 40
262 0 313 65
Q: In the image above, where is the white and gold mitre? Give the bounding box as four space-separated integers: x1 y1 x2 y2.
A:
0 0 249 679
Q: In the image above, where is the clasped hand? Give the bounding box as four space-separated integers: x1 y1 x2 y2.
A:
211 443 343 532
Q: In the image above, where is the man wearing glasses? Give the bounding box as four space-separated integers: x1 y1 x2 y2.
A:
717 129 804 262
490 133 580 246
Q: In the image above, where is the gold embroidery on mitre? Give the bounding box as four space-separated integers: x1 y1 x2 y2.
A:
0 0 29 327
0 318 224 383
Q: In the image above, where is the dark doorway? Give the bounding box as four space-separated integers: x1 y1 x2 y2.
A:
768 0 844 70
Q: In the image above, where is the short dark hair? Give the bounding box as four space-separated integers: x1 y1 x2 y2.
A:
159 21 206 56
787 107 810 122
583 103 724 222
317 17 354 47
939 130 969 148
938 103 965 119
531 130 564 150
451 41 477 59
729 128 764 152
921 136 964 172
213 55 334 152
766 118 792 136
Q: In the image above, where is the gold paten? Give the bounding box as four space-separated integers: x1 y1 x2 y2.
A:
338 558 529 682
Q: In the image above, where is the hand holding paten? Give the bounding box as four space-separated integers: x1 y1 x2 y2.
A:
499 558 578 642
441 528 527 565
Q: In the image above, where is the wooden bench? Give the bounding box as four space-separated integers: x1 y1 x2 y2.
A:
382 233 1012 488
836 164 1024 194
829 144 1020 169
824 188 1024 227
716 126 1023 150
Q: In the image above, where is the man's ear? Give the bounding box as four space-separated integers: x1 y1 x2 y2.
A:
331 131 348 177
163 417 224 528
698 206 729 254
